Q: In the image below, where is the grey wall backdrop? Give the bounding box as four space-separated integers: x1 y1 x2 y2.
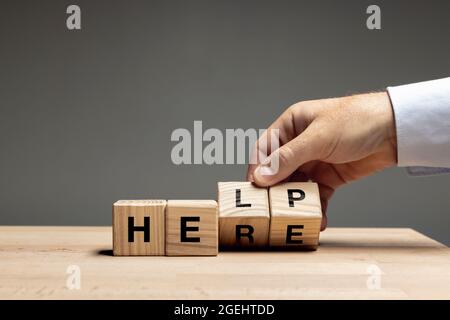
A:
1 0 450 244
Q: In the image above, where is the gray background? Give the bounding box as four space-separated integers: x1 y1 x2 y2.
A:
1 0 450 244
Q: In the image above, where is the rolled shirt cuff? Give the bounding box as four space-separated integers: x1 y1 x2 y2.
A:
406 166 450 176
387 77 450 169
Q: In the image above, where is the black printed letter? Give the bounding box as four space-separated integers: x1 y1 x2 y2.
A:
287 189 305 207
180 216 200 242
128 216 150 242
286 225 303 244
236 189 251 207
236 225 255 244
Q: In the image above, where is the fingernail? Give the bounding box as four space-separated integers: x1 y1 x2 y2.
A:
254 165 277 178
261 156 271 166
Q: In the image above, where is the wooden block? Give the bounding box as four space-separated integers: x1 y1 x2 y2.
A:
218 182 270 248
166 200 218 256
269 182 322 249
113 200 166 256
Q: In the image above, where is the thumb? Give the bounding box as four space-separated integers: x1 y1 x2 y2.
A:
253 124 326 186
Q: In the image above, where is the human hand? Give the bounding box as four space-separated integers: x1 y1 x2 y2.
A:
247 92 397 230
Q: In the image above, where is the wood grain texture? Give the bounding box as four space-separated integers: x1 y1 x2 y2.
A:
269 182 322 249
166 200 218 256
113 200 166 256
218 182 269 248
1 227 449 299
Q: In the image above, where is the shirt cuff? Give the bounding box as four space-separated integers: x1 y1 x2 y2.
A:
387 77 450 168
406 166 450 176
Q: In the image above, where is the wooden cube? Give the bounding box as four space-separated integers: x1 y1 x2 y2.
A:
166 200 218 256
218 182 270 248
269 182 322 249
113 200 166 256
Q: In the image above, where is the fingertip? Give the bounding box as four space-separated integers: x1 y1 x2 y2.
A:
320 214 328 231
252 166 279 187
252 167 268 187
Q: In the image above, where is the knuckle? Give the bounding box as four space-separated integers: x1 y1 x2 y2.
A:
291 101 316 123
287 102 301 113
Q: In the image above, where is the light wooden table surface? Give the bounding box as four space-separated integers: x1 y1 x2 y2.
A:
0 226 449 299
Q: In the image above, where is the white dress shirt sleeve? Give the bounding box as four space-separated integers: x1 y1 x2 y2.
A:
387 77 450 175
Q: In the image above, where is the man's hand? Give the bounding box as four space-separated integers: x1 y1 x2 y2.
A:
247 92 397 230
